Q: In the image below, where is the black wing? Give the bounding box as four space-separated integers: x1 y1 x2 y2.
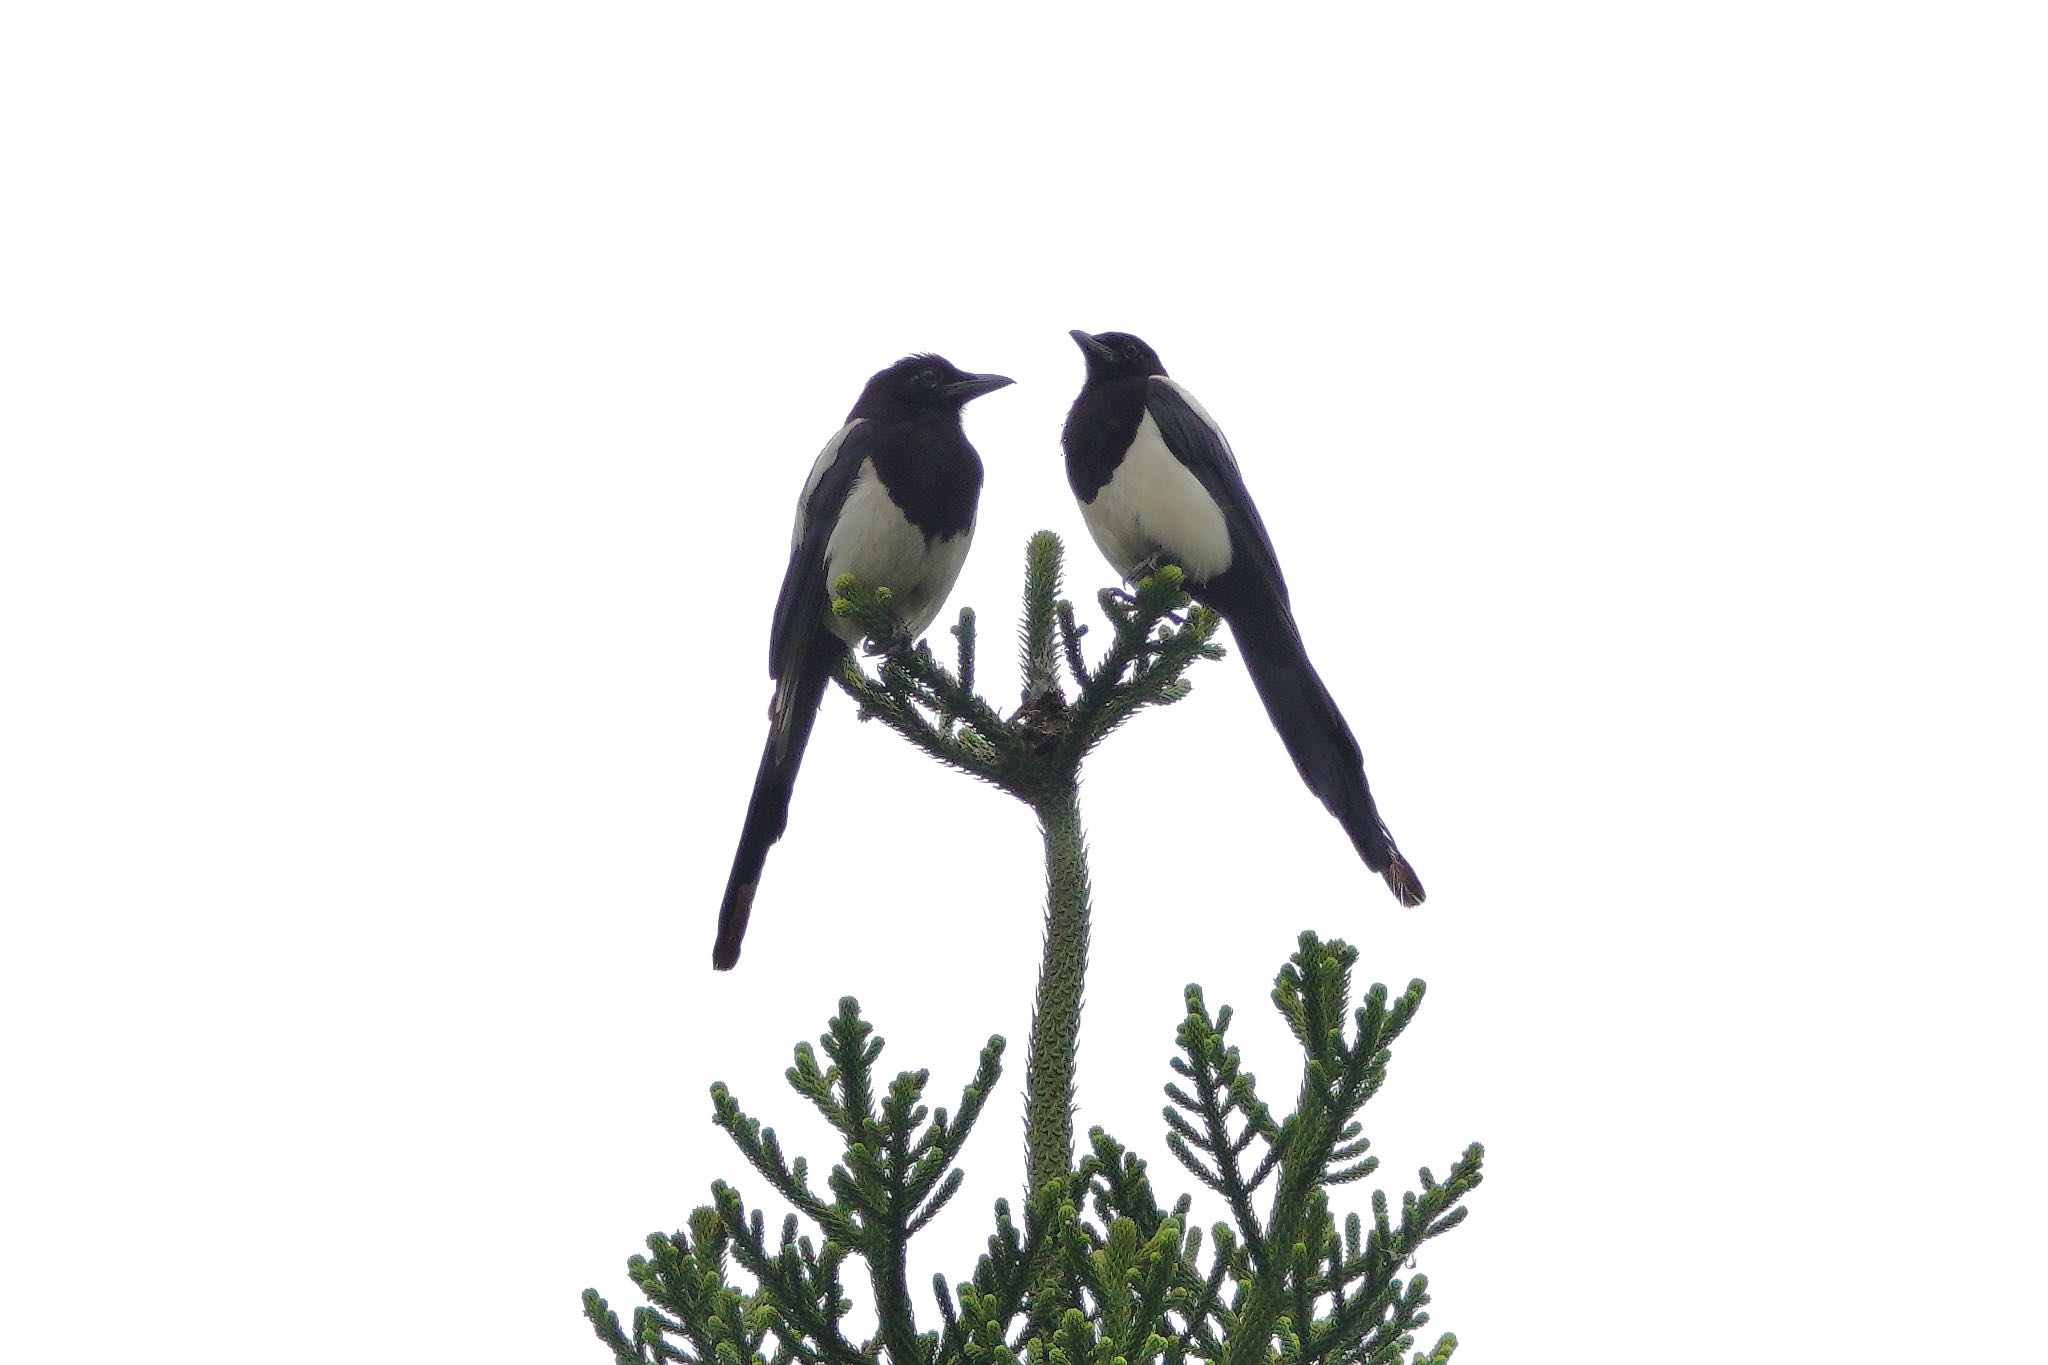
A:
767 418 873 683
1145 378 1292 609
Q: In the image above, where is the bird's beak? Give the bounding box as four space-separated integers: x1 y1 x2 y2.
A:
1069 329 1117 361
947 372 1015 401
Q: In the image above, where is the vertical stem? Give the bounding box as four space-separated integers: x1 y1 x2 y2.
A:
1024 781 1091 1196
876 1238 920 1365
1019 531 1066 706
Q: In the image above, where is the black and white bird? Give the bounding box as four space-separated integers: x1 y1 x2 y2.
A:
713 354 1012 970
1061 330 1424 906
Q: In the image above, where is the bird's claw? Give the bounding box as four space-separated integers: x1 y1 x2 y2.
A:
862 624 916 657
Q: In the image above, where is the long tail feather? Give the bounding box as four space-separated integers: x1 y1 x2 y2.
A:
713 637 842 969
1214 593 1425 907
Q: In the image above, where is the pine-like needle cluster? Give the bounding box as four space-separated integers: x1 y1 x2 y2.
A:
586 536 1483 1365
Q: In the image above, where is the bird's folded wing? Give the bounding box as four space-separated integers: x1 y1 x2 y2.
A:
1145 378 1292 608
769 418 873 680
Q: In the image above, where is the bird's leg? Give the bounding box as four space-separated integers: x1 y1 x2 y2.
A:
1105 553 1164 609
1126 556 1187 627
859 617 917 658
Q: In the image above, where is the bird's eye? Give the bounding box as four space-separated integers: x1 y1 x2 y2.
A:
1121 342 1141 361
917 368 939 389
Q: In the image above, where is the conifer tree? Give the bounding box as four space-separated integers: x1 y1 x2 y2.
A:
585 533 1484 1365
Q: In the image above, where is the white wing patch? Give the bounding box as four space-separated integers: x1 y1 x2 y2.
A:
822 461 976 642
1079 410 1234 582
791 419 863 553
1154 378 1235 466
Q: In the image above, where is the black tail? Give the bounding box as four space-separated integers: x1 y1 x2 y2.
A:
713 637 842 970
1212 590 1425 907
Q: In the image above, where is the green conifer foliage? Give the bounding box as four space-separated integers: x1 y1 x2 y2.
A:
585 534 1483 1365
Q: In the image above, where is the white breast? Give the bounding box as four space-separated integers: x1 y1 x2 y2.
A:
822 461 974 642
1080 411 1234 582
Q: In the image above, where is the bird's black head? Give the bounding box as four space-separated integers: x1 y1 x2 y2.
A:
850 354 1014 421
1070 330 1167 380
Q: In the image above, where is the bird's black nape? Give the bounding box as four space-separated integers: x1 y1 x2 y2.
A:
1069 329 1167 380
848 353 1014 421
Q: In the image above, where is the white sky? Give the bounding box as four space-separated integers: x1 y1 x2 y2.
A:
4 4 2044 1360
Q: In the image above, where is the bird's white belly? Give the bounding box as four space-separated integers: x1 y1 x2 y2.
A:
823 463 973 641
1080 412 1233 582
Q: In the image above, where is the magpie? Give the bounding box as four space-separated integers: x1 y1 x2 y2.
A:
712 354 1012 970
1061 330 1424 906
